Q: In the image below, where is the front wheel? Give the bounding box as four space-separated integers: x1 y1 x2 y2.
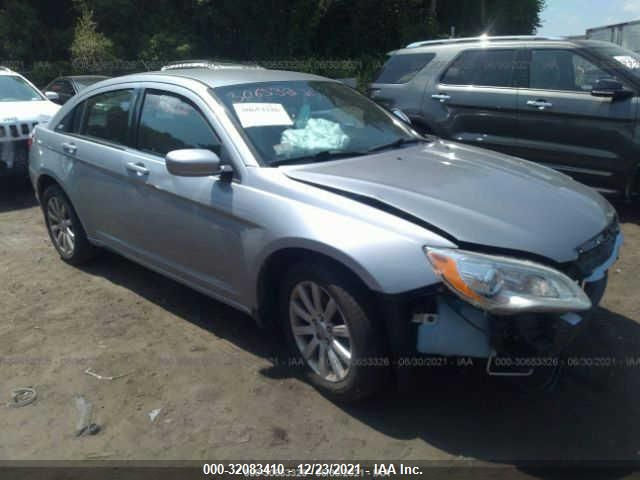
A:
280 263 388 402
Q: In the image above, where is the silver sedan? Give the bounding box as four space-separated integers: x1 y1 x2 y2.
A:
29 67 621 400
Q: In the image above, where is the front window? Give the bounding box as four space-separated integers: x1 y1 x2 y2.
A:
589 44 640 80
213 81 418 166
529 49 610 92
0 75 44 102
137 91 220 157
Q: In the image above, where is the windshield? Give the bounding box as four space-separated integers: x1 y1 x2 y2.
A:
213 80 418 166
0 75 44 102
590 44 640 79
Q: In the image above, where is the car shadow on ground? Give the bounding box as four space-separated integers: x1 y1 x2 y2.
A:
78 250 640 474
0 178 38 213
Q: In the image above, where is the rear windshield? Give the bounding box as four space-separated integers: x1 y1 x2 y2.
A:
74 77 108 88
374 53 435 84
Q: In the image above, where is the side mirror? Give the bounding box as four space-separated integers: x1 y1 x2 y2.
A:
165 149 232 178
391 108 412 124
44 91 60 102
591 78 633 100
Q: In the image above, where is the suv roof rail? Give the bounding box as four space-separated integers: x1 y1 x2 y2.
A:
161 60 265 71
405 35 567 49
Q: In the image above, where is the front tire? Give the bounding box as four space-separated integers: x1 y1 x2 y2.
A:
42 184 96 265
279 262 388 402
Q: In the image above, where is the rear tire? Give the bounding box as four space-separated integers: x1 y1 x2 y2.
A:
279 262 388 402
42 184 96 265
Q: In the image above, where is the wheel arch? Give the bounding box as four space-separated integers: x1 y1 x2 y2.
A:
36 173 91 235
254 246 380 328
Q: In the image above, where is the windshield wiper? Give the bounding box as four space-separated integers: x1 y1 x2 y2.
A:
270 150 366 167
366 137 424 153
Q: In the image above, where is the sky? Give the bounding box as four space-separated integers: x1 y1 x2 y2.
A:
538 0 640 36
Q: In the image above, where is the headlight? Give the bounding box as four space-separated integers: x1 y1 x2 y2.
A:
425 247 591 315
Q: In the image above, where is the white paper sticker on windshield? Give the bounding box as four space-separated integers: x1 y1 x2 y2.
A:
233 103 293 128
614 55 640 70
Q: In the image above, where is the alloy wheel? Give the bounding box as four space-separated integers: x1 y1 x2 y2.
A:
47 196 75 257
289 281 352 382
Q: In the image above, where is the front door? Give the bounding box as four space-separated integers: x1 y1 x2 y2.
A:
515 47 639 194
119 87 246 304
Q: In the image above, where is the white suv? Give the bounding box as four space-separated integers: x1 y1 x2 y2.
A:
0 67 59 176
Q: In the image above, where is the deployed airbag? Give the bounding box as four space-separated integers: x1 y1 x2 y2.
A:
280 118 349 152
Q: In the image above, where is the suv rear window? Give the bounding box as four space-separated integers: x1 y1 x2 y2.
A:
374 53 435 84
441 49 516 87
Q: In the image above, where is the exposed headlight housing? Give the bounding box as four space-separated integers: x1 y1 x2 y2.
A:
425 247 591 315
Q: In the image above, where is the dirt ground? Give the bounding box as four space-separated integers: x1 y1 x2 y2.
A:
1 178 639 466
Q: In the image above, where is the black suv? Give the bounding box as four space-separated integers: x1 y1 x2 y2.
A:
369 36 640 198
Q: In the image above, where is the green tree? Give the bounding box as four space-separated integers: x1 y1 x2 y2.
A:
70 3 114 71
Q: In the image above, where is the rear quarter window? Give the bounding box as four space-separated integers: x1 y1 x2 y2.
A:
374 53 435 84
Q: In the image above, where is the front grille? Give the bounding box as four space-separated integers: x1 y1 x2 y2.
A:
566 219 619 280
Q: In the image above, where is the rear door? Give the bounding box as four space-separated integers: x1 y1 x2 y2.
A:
60 87 138 245
515 47 639 194
427 47 522 157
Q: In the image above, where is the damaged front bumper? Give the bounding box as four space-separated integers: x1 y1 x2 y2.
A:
381 231 622 373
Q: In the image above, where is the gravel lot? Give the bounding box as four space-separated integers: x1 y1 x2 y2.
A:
1 178 639 465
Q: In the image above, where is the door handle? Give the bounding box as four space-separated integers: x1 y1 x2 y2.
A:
431 93 451 102
61 142 77 155
126 162 149 176
526 99 553 110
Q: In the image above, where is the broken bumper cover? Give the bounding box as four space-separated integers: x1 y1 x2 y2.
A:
381 231 621 361
414 294 593 360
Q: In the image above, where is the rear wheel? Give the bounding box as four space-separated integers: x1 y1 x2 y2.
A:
280 262 388 402
42 184 96 265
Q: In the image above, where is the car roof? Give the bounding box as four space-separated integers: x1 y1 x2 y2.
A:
66 75 110 81
390 36 614 55
0 67 23 76
93 68 333 90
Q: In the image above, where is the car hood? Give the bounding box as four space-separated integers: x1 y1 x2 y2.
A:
0 100 60 123
283 141 616 263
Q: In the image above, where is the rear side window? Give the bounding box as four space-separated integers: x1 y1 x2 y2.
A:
137 91 220 157
441 49 516 87
375 53 435 84
81 89 133 145
55 102 85 133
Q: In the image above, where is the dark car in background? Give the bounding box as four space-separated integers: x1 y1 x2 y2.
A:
369 36 640 198
43 75 110 105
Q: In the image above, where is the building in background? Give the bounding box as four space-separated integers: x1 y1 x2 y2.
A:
586 19 640 52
